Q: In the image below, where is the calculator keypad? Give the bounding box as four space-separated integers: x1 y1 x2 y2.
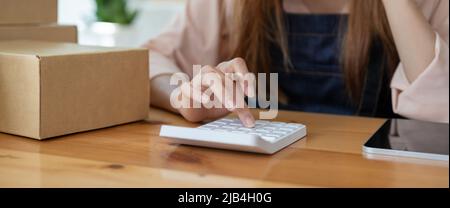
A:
198 119 300 142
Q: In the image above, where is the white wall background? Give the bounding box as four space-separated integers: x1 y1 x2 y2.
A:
58 0 186 47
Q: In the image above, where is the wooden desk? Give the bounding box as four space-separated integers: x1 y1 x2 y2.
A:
0 108 448 188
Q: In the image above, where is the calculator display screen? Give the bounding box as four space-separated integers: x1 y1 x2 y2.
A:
364 119 449 155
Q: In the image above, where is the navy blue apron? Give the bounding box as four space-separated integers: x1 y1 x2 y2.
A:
270 14 396 118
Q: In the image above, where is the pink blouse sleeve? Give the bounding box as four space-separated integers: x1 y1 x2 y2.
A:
142 0 225 79
391 0 449 123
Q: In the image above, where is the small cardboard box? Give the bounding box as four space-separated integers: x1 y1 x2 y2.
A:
0 40 150 140
0 24 77 43
0 0 58 25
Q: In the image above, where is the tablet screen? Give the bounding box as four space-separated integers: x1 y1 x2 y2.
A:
364 119 449 155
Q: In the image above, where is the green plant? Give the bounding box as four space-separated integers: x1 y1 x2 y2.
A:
95 0 138 25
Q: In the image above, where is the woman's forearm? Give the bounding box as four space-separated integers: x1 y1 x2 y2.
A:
150 75 179 113
382 0 436 83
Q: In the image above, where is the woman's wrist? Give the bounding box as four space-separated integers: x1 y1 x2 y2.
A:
150 74 180 113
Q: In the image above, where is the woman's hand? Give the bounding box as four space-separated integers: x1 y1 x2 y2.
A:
176 58 256 127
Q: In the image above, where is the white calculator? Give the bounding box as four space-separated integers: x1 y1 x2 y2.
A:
159 118 307 154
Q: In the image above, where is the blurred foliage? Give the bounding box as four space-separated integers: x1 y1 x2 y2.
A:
95 0 138 25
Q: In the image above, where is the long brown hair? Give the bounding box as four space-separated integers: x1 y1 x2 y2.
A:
230 0 399 102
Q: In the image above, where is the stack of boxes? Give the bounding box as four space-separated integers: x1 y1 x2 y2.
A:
0 0 77 42
0 0 150 140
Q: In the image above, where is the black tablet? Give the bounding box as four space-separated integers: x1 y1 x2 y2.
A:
363 119 449 161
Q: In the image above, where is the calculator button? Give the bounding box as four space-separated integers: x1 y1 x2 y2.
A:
272 130 288 135
237 128 251 132
211 121 226 124
278 127 292 131
261 136 278 141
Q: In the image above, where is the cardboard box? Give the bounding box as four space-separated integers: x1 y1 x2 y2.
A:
0 0 58 25
0 24 77 43
0 40 150 140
